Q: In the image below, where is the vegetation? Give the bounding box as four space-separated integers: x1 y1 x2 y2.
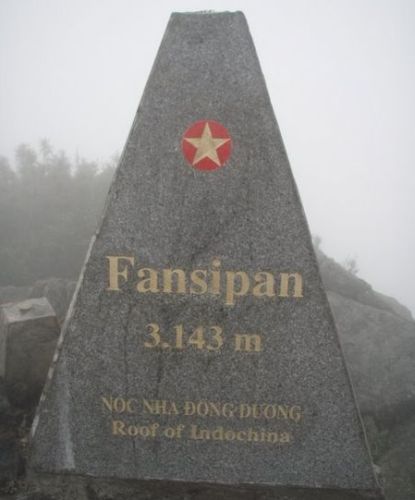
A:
0 141 116 285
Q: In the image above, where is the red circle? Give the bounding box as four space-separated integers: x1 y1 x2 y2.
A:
181 120 232 171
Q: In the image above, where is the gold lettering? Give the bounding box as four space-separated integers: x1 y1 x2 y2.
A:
190 424 210 440
128 424 139 436
252 272 275 297
210 259 221 295
208 402 221 417
163 268 186 294
277 405 289 420
225 271 250 305
142 399 179 416
190 269 208 294
279 273 303 298
106 256 134 291
102 396 137 413
224 429 236 441
211 426 224 440
137 268 159 293
196 401 209 416
236 431 246 441
126 399 138 413
263 405 277 419
105 256 304 306
267 431 280 443
143 399 156 414
112 420 126 436
184 401 196 416
222 403 235 418
101 395 113 412
247 427 259 441
252 404 262 418
234 334 262 352
239 404 251 418
290 405 303 422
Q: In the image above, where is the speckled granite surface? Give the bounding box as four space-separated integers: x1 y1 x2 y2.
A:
29 11 382 499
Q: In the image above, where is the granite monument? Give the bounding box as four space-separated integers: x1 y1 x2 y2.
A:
30 11 383 500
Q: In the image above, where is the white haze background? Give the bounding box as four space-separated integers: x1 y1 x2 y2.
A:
1 0 414 314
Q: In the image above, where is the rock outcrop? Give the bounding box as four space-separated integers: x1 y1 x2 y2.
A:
316 249 415 500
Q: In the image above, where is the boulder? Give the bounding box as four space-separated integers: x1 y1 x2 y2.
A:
0 298 59 408
328 291 415 419
316 248 413 321
317 252 415 500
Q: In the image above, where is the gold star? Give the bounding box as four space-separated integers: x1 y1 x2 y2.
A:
184 122 230 166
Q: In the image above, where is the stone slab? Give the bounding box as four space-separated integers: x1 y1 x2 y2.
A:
0 298 59 407
30 11 383 499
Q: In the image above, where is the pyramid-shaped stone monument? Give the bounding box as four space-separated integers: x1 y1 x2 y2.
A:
30 11 383 500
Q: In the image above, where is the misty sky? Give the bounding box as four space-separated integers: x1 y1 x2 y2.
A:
1 0 414 315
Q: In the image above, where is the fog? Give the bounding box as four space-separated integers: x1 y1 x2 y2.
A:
1 0 414 314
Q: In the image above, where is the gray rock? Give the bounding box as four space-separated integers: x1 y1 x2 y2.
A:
377 417 415 500
30 11 382 499
371 291 413 322
327 290 415 500
0 298 59 408
316 249 412 321
328 291 415 418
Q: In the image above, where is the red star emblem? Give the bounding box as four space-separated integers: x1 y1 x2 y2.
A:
181 120 232 171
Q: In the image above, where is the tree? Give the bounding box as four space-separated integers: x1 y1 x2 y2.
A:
343 256 359 276
0 142 115 285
